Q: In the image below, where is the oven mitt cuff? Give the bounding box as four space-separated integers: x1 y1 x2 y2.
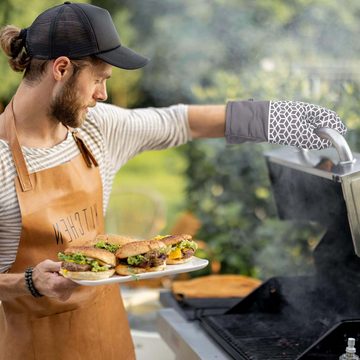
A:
225 100 269 144
225 100 347 149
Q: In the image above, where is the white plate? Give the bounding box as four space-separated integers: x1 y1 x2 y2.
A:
72 257 209 286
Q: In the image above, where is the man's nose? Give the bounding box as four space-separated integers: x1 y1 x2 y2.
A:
94 83 108 102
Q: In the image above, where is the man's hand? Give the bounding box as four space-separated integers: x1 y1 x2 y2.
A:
225 100 347 149
32 260 79 301
268 101 346 149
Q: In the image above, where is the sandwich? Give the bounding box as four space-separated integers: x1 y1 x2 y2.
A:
115 240 167 275
58 246 116 280
157 234 198 264
86 233 138 254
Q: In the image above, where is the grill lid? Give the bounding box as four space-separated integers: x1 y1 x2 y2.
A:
264 128 360 256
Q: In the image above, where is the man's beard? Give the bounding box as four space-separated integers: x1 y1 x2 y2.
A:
48 74 86 128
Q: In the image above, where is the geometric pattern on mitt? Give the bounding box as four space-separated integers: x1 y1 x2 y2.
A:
268 101 347 149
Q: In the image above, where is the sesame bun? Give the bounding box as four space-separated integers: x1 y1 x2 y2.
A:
159 234 193 246
85 234 139 247
64 246 116 267
115 240 166 259
166 257 192 265
115 263 166 276
60 268 115 280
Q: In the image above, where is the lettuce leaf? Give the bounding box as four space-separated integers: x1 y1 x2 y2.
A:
127 254 146 265
94 241 120 253
177 240 198 252
58 252 110 272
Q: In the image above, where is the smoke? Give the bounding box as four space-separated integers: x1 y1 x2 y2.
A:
253 219 324 279
255 154 358 281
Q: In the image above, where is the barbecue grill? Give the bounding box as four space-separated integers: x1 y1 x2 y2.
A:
199 128 360 359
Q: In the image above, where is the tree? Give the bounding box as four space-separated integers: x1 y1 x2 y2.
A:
0 0 61 103
116 0 360 278
2 0 359 278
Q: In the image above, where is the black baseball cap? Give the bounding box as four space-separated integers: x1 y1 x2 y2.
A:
25 1 149 70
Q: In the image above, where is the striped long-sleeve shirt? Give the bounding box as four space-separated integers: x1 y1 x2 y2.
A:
0 102 190 273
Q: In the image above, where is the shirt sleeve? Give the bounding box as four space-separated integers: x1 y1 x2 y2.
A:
89 102 191 172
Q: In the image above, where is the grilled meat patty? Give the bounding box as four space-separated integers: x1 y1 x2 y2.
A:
121 250 166 268
182 249 195 259
61 261 92 272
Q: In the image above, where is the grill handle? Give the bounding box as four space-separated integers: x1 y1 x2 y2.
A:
314 127 355 165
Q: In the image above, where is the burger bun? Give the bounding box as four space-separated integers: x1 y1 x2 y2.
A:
160 234 192 246
115 240 166 259
115 263 166 276
59 268 115 280
64 246 116 267
166 257 192 265
87 234 139 247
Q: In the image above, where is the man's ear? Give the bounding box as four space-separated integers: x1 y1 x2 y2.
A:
52 57 72 81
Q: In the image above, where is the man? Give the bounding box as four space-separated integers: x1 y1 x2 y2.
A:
0 2 346 359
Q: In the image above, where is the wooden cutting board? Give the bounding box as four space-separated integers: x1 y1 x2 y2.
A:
172 274 261 298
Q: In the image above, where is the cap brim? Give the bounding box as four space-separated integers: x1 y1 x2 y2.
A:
96 45 149 70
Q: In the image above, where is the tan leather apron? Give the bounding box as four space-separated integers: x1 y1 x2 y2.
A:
0 102 135 360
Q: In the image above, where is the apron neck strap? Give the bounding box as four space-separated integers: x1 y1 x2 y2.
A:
3 101 99 192
70 130 99 168
4 100 33 192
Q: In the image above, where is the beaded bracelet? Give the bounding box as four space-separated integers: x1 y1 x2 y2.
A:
24 267 43 298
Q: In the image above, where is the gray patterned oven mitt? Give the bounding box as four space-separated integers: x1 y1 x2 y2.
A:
225 100 347 149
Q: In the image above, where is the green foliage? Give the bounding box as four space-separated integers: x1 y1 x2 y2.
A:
0 0 89 102
111 148 188 236
184 140 276 276
106 9 145 107
2 0 360 279
119 0 360 279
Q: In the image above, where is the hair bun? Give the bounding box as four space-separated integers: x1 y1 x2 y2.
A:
0 25 31 72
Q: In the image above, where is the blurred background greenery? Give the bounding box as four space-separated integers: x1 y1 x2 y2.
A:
1 0 360 280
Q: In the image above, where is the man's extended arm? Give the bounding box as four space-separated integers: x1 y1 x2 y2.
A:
188 101 347 149
188 105 226 139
